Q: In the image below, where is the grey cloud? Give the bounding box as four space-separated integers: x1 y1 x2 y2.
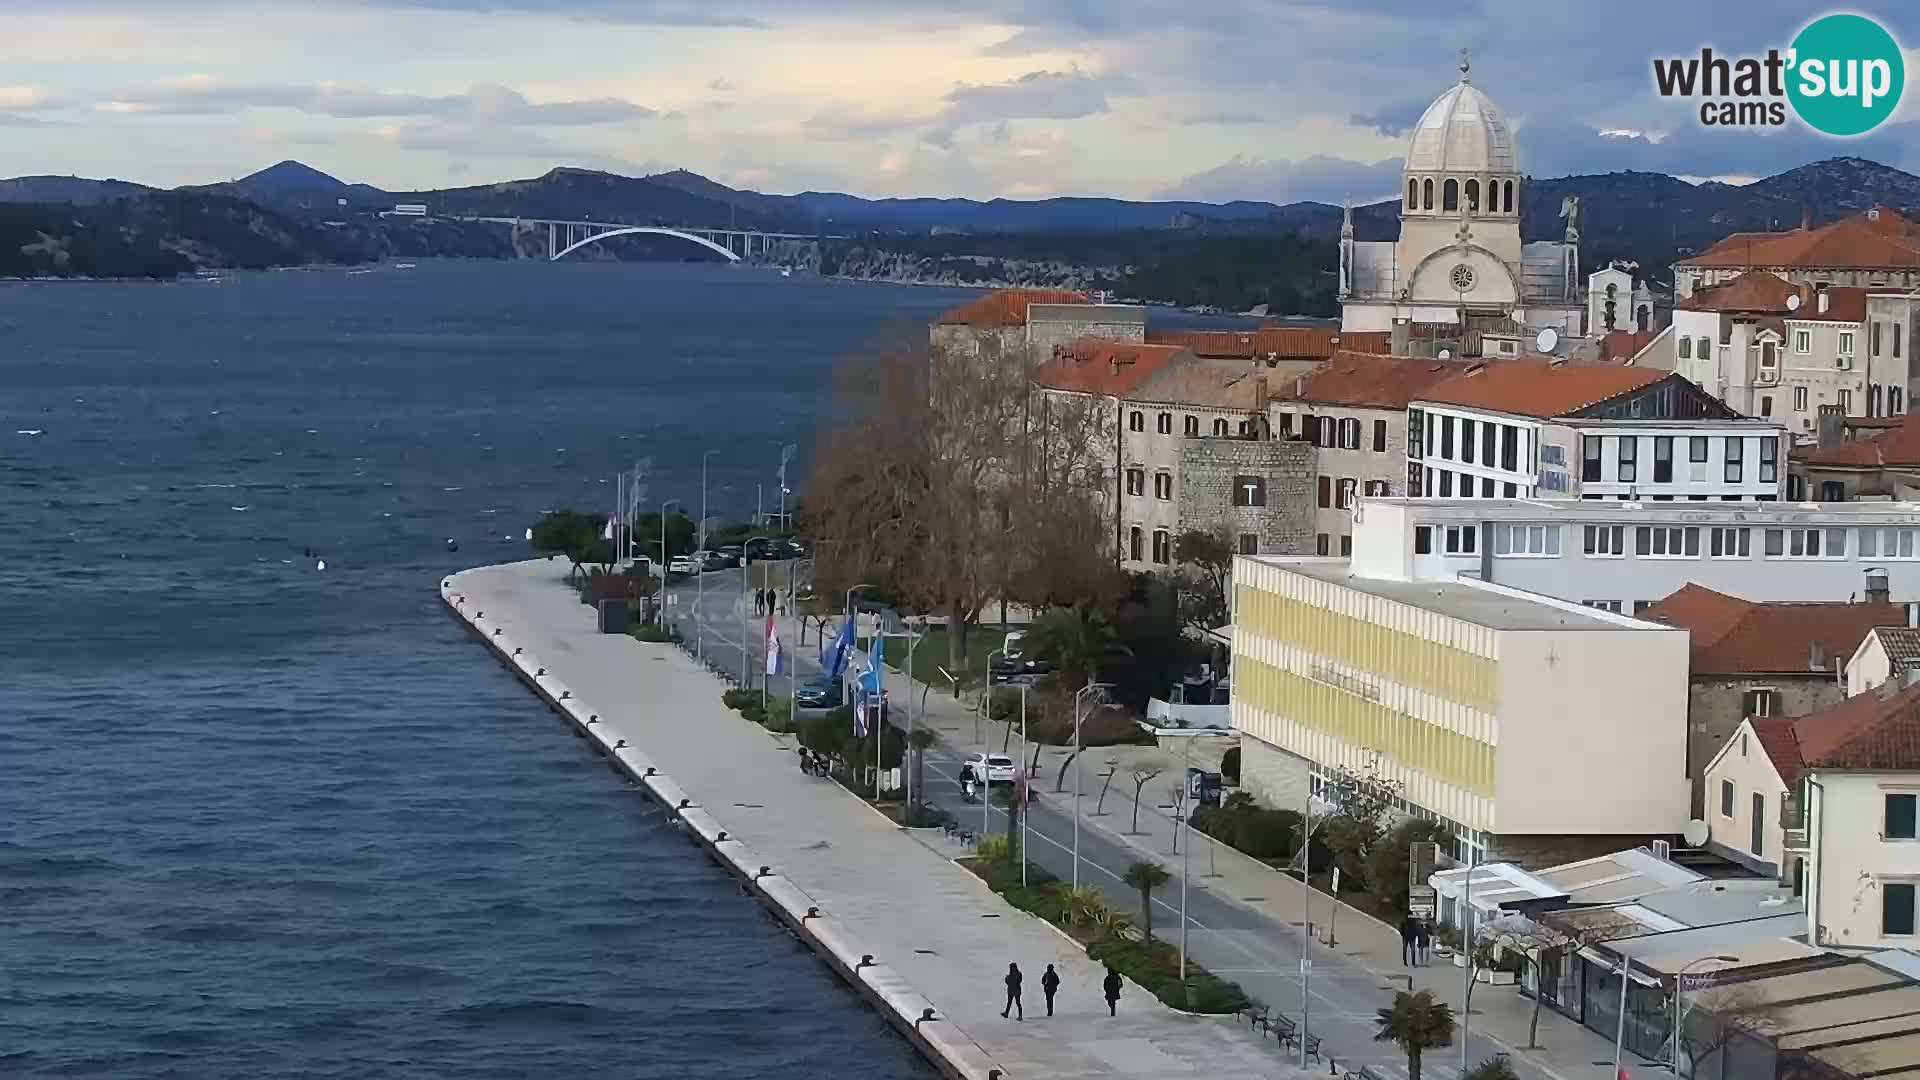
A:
1515 120 1920 179
1350 100 1427 137
927 68 1139 147
0 113 57 127
1180 110 1265 126
97 81 653 125
1160 153 1403 204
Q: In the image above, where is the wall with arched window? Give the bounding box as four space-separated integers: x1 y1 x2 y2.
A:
1465 179 1479 213
1408 179 1418 210
1423 179 1434 210
1443 179 1459 211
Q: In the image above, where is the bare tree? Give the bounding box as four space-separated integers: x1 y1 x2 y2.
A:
1129 767 1164 834
1092 762 1119 815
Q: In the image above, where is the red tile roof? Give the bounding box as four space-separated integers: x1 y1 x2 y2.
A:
1678 270 1799 314
1274 350 1473 410
936 288 1088 328
1597 328 1659 363
1146 327 1392 360
1413 358 1669 418
1034 339 1189 397
1793 414 1920 469
1681 208 1920 271
1643 584 1904 675
1802 286 1869 323
1759 680 1920 779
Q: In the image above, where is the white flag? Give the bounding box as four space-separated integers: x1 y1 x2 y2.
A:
601 516 614 541
765 614 783 675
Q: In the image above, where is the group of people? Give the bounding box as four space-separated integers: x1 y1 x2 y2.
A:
753 588 786 616
1000 962 1124 1021
1398 915 1435 966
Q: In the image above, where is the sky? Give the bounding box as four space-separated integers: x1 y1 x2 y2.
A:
3 1 1917 203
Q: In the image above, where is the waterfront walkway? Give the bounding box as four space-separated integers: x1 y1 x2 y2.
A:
449 559 1319 1080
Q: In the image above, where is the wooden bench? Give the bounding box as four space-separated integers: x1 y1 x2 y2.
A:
1239 1003 1270 1031
1301 1034 1323 1063
1267 1014 1297 1045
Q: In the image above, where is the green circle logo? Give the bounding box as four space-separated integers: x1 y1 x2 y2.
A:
1788 13 1905 136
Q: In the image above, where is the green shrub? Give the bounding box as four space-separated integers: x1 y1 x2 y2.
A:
976 834 1011 864
722 688 757 711
1463 1057 1520 1080
629 622 673 643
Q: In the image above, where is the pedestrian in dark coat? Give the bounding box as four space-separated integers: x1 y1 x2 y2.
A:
1102 967 1122 1016
1002 963 1024 1020
1415 919 1432 965
1040 964 1060 1016
1399 915 1419 966
754 588 763 615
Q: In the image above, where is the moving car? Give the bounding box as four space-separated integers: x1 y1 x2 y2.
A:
961 752 1017 785
988 630 1054 684
667 555 697 575
792 677 845 709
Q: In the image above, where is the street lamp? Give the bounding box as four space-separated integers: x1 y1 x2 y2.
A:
1671 954 1740 1076
874 621 922 815
983 649 1006 744
696 450 719 662
1071 682 1114 890
1135 721 1231 994
658 498 681 632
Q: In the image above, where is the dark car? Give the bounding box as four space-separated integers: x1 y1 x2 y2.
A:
793 678 845 709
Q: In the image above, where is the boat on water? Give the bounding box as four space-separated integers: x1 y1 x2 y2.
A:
347 268 375 275
779 267 792 278
394 263 417 269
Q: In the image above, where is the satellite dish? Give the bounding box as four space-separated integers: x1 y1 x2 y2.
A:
1683 819 1709 847
1787 294 1802 311
1536 327 1561 354
1438 348 1453 360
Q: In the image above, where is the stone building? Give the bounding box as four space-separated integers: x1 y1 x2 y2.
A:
1639 581 1904 815
931 288 1145 361
1175 437 1315 558
1790 411 1920 500
1673 205 1920 299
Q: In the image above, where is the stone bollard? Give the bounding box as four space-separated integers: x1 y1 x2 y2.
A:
914 1008 936 1030
857 954 874 970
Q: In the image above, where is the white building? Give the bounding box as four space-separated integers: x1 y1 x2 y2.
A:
1406 360 1785 502
1231 554 1690 864
1348 497 1920 614
1340 53 1581 338
1587 263 1657 337
1847 624 1920 697
1673 205 1920 300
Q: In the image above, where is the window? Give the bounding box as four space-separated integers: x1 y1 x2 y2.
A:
1760 438 1778 483
1724 438 1744 483
1232 475 1266 507
1374 418 1389 453
1340 534 1352 557
1414 526 1433 554
1125 468 1145 497
1617 436 1637 483
1408 463 1424 496
1795 386 1809 411
1898 323 1904 359
1237 532 1259 556
1504 483 1518 497
1346 417 1364 449
1482 420 1496 466
1151 529 1170 565
1654 436 1673 483
1761 395 1773 417
1874 320 1884 355
1752 792 1766 856
1443 525 1476 554
1720 779 1736 817
1710 527 1751 557
1583 599 1623 613
1183 415 1199 436
1794 329 1812 353
1841 330 1856 355
1441 415 1455 459
1698 336 1712 361
1761 341 1778 368
1873 385 1885 416
1438 470 1454 497
1317 476 1331 508
1156 412 1172 434
1492 524 1562 556
1481 477 1495 497
1500 426 1517 471
1316 533 1329 556
1840 388 1853 411
1636 526 1700 557
1465 178 1479 211
1504 180 1515 212
1212 418 1228 437
1443 178 1458 211
1765 528 1844 558
1335 478 1356 509
1128 410 1144 432
1461 418 1476 463
1407 410 1425 460
1583 524 1625 556
1821 480 1846 501
1153 472 1172 501
1887 883 1916 936
1583 437 1603 482
1889 794 1919 840
1407 179 1418 210
1422 178 1433 210
1679 336 1693 359
1897 388 1907 415
1128 527 1142 561
1860 528 1919 559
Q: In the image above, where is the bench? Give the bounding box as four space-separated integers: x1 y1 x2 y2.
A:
1239 1003 1270 1030
1348 1068 1390 1080
1264 1014 1296 1044
1301 1034 1323 1063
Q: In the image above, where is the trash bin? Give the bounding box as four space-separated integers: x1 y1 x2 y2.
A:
597 599 631 634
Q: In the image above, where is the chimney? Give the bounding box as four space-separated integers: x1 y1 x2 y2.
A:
1818 404 1846 448
1392 317 1411 357
1909 601 1919 628
1867 570 1891 605
1254 375 1269 413
1817 283 1830 315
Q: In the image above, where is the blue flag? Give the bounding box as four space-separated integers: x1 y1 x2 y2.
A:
871 632 885 677
824 616 855 680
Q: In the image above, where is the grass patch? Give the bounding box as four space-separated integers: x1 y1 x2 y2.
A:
859 625 1010 692
721 688 794 732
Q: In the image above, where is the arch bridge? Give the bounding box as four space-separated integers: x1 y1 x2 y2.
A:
459 216 833 262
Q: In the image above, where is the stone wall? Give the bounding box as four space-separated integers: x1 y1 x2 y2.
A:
1175 437 1316 556
1687 675 1842 814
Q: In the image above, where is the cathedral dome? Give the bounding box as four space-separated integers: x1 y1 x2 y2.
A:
1405 69 1516 175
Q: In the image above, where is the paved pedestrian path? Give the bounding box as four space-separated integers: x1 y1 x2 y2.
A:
452 560 1324 1080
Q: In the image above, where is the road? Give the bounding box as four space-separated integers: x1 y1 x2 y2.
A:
669 568 1546 1080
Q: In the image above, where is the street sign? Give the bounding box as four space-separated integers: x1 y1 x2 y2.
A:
1299 958 1312 975
1331 867 1341 894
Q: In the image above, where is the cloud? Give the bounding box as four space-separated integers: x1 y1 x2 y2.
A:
1349 100 1426 137
1179 110 1266 126
1161 153 1403 205
927 68 1138 147
1515 120 1920 179
0 113 57 127
0 87 66 110
707 78 734 92
94 78 653 125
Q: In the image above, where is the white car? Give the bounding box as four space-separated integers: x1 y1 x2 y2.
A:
667 555 697 575
962 752 1017 785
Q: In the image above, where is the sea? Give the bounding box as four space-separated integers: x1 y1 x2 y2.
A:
0 261 976 1079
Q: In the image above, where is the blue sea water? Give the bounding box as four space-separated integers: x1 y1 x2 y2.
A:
0 261 974 1078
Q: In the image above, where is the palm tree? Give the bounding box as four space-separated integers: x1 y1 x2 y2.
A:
1123 860 1172 942
1374 990 1455 1080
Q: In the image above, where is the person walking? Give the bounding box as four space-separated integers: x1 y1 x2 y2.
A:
1040 964 1060 1017
776 590 787 616
1002 963 1024 1020
1102 967 1122 1016
1414 919 1432 966
753 588 763 616
1399 915 1419 966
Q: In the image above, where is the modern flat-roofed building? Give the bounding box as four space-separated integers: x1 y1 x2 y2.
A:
1348 496 1920 612
1231 555 1690 864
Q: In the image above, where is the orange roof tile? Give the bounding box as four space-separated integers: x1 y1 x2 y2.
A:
1642 583 1904 676
1749 716 1806 788
1802 286 1869 323
1145 327 1392 360
1034 339 1189 397
1682 209 1920 271
1768 680 1920 776
1598 328 1659 362
1678 270 1800 314
1273 350 1473 410
1793 414 1920 469
936 288 1088 328
1413 358 1669 418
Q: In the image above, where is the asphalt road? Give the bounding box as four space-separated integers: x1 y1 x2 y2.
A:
669 568 1543 1080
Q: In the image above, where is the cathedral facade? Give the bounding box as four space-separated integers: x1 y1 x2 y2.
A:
1340 55 1584 338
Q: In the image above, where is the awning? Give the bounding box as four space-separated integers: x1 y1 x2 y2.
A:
1578 948 1664 988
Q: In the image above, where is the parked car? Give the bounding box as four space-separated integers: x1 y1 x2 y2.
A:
989 630 1054 684
962 752 1017 785
714 544 744 567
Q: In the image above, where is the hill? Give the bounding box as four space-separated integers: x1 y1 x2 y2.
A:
0 175 155 205
385 167 792 230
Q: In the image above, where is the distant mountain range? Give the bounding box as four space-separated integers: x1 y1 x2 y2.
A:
4 156 1918 292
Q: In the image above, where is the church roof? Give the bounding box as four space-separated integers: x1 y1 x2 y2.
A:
1405 63 1516 174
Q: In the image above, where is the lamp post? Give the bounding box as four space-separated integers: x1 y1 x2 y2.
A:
1019 680 1029 887
1137 721 1230 994
658 499 680 632
984 650 1006 744
1071 682 1113 890
696 450 718 661
875 621 922 814
1671 955 1739 1077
